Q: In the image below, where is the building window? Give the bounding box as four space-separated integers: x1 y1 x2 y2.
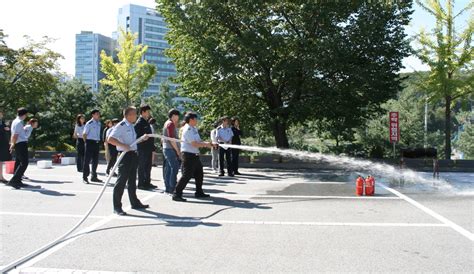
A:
145 40 169 48
145 33 165 40
145 25 168 34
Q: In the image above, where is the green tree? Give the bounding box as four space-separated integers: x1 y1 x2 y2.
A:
456 123 474 158
453 110 474 158
96 86 125 121
0 30 16 77
0 33 62 115
32 79 96 150
355 73 446 158
415 0 474 159
158 0 413 148
142 83 178 128
100 29 156 106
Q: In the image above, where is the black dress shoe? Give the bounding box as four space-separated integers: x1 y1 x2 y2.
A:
114 209 127 216
131 204 150 209
218 173 225 177
148 183 158 189
234 172 242 175
172 195 187 202
228 173 235 177
8 183 21 189
83 178 90 184
137 185 149 190
195 192 211 198
91 177 103 183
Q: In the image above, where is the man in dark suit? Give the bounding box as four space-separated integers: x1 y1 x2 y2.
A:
134 104 156 190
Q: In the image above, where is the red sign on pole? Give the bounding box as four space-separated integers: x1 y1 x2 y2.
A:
389 112 399 143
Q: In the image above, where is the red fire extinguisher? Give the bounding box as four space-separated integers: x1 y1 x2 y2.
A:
365 176 375 196
356 175 364 196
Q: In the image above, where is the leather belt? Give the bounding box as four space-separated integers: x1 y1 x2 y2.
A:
183 152 199 156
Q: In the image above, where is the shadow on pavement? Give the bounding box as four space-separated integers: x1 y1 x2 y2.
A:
24 179 75 185
20 187 76 197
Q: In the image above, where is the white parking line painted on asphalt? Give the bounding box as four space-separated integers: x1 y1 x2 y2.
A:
239 194 400 200
0 211 444 227
13 192 160 272
0 212 105 219
118 217 448 228
0 186 114 194
15 267 132 273
379 183 474 242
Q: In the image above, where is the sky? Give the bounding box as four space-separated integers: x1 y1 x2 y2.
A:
0 0 471 76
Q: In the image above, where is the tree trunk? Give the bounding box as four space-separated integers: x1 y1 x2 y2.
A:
272 119 289 148
444 2 453 160
444 95 452 160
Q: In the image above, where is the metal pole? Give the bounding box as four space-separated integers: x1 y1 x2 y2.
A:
393 142 396 159
424 98 428 148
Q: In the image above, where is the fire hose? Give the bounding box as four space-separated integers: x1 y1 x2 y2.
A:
2 134 262 272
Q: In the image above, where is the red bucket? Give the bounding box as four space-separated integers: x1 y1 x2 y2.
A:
5 161 15 174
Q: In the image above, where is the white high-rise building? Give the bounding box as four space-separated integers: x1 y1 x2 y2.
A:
75 31 116 92
117 4 177 96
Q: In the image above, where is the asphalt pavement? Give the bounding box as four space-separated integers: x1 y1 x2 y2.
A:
0 163 472 273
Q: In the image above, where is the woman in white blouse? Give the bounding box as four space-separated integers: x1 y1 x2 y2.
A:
73 114 86 172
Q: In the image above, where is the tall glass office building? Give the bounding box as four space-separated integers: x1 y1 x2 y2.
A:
75 31 116 92
117 4 177 96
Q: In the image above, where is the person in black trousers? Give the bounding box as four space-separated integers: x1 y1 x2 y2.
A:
105 118 120 176
135 104 156 190
73 114 86 172
216 116 234 177
172 112 212 202
82 109 102 184
230 117 242 175
8 108 36 189
107 106 149 215
0 110 12 183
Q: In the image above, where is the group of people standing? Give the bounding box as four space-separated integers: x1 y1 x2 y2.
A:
72 105 232 214
0 105 243 215
72 105 176 215
210 116 242 177
73 106 157 190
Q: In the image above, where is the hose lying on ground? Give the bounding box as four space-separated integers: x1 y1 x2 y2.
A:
1 135 151 273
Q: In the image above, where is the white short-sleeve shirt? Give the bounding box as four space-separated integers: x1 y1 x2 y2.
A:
24 125 34 139
108 119 137 152
11 117 28 143
181 124 201 154
217 126 234 143
84 119 101 141
75 124 85 138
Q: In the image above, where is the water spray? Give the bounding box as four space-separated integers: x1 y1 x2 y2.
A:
217 143 451 189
